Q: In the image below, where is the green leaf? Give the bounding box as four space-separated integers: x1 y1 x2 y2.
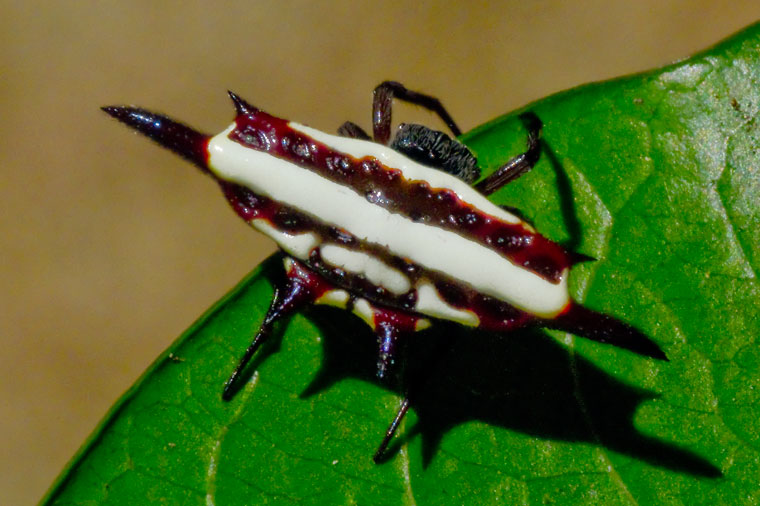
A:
44 23 760 505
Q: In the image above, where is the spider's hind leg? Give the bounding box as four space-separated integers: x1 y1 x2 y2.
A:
474 112 543 195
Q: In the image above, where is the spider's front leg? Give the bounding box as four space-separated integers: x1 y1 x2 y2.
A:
372 81 462 144
337 81 462 144
337 121 371 139
222 258 323 400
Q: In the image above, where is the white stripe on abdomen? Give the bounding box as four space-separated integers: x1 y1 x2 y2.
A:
208 125 569 317
320 244 411 295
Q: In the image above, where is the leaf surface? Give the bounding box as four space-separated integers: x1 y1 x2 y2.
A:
43 23 760 505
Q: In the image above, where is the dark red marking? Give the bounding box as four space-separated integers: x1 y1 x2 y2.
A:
284 257 335 300
434 281 537 332
228 110 571 283
373 306 422 334
307 249 418 311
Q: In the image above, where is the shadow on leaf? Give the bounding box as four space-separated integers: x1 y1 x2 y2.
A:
301 306 721 478
543 139 583 253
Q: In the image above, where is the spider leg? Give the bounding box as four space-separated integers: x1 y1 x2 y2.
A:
375 318 408 382
337 121 371 139
372 318 455 462
474 112 543 195
372 81 462 145
373 397 411 462
353 302 429 461
222 258 323 400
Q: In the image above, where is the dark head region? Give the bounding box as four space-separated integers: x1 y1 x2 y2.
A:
101 105 210 173
390 123 480 184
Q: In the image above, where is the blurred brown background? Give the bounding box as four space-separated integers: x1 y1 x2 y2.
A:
3 2 759 503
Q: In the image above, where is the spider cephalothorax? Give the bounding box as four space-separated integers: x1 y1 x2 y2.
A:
103 81 666 461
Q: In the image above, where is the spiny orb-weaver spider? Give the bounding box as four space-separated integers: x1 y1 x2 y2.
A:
103 81 666 462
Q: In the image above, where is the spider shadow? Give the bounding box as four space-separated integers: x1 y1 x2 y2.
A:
541 139 583 253
300 306 721 477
